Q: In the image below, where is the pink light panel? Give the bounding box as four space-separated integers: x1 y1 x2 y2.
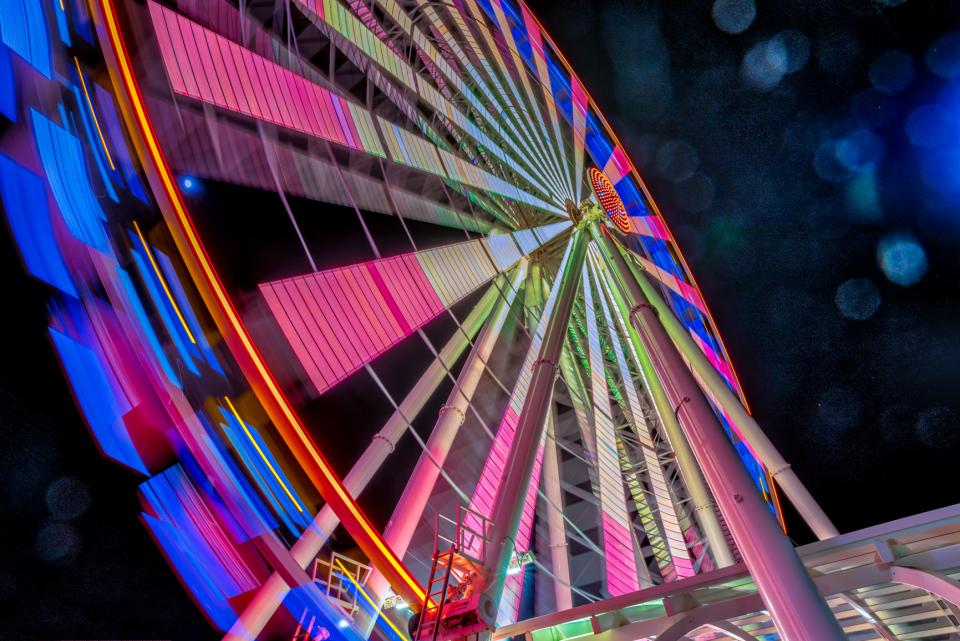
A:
582 268 641 596
260 254 446 395
148 2 384 157
261 224 568 395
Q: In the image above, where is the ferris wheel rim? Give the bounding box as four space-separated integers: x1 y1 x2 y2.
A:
83 0 779 630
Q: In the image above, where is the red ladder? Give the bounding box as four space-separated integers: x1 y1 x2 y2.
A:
413 505 492 641
415 546 456 641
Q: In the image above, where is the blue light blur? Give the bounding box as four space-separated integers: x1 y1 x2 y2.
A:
179 175 201 193
877 233 928 286
926 31 960 79
906 104 954 148
868 50 915 94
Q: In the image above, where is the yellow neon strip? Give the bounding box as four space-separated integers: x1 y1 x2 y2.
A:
73 56 116 171
132 220 197 344
224 396 303 512
333 559 411 641
97 0 423 603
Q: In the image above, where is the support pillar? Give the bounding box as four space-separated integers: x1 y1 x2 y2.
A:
543 405 574 611
596 263 734 568
479 228 589 625
612 236 837 540
223 276 513 641
364 264 526 600
589 222 845 641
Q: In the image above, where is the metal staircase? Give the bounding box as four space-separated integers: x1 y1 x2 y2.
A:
413 505 491 641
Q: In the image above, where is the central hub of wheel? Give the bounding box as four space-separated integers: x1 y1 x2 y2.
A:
588 167 632 234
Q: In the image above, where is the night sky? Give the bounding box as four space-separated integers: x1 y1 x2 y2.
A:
2 1 960 639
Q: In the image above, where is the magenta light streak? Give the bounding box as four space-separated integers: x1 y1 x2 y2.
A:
148 2 364 153
260 255 446 394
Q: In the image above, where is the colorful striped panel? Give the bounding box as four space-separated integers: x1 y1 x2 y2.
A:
378 114 565 215
148 2 384 158
518 2 574 199
571 76 588 201
0 0 52 78
437 148 564 215
260 223 566 393
690 330 738 395
511 229 539 255
141 466 261 630
602 145 633 186
0 154 77 296
483 234 524 272
379 117 447 177
217 404 311 536
30 110 110 253
629 215 671 240
637 255 707 315
423 0 567 199
0 43 15 122
300 0 553 200
151 104 492 234
593 258 695 580
49 327 148 475
582 268 641 596
482 0 566 195
314 0 418 89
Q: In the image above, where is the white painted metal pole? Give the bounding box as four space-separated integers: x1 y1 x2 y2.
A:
364 264 526 600
222 276 510 641
479 228 589 626
591 223 846 641
543 404 574 611
613 240 838 541
595 261 735 568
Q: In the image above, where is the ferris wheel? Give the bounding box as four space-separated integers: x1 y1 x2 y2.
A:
5 0 929 639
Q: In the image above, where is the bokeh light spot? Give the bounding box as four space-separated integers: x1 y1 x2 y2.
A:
742 38 788 91
835 278 881 320
818 387 862 431
844 170 883 221
814 140 854 182
771 30 811 73
920 148 960 194
711 0 756 35
835 128 885 171
36 522 81 564
926 31 960 79
916 406 960 448
868 50 915 94
673 173 715 212
179 175 201 193
655 140 699 182
45 476 91 521
877 233 928 286
905 104 954 148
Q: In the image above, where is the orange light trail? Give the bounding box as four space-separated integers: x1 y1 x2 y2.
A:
94 0 425 605
73 56 116 171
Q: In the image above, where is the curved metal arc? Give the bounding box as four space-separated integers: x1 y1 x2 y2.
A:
91 0 427 607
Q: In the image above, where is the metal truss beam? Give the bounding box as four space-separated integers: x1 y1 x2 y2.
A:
493 502 960 641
